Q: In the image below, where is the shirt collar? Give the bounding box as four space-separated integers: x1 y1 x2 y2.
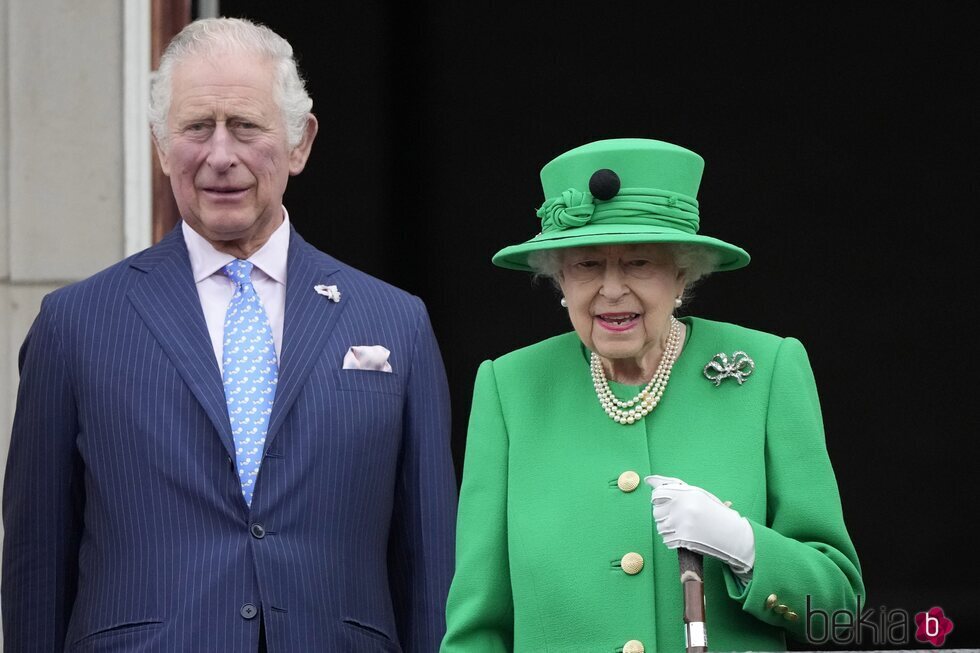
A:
182 207 291 285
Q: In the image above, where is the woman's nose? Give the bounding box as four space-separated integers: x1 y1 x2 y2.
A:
598 263 629 299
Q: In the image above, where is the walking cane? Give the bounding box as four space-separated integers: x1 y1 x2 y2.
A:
678 548 707 652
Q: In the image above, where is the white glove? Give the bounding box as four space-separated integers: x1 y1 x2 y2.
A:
644 475 756 577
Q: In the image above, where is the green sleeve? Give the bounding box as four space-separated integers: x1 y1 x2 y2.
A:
441 360 514 652
723 337 865 642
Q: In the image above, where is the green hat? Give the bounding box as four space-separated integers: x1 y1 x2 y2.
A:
492 138 750 272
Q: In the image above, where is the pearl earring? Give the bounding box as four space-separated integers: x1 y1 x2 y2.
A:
674 296 683 308
560 297 568 308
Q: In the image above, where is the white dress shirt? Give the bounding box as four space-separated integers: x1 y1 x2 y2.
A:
182 210 289 373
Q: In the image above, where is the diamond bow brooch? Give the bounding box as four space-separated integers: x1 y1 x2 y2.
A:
703 351 755 386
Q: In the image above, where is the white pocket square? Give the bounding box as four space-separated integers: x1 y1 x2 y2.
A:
342 345 393 372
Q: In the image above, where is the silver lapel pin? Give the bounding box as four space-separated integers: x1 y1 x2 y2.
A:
313 284 341 303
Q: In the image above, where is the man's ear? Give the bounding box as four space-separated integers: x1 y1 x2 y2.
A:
152 131 171 177
288 113 319 175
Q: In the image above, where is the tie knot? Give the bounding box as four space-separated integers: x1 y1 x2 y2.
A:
223 259 254 287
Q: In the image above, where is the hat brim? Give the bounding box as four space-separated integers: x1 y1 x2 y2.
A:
492 223 750 272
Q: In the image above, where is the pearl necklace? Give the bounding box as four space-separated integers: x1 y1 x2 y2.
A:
591 316 682 425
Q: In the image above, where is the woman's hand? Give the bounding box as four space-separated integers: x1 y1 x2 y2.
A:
644 475 756 577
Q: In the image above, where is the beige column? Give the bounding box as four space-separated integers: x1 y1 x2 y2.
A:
1 2 143 642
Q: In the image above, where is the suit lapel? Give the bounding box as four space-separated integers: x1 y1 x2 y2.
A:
126 227 237 462
264 229 345 449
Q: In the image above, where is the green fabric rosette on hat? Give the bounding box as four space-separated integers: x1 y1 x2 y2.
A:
492 138 751 272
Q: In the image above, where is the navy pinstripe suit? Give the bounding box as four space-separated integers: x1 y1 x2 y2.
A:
2 225 457 652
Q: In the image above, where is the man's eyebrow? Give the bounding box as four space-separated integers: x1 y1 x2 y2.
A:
174 112 214 123
225 113 266 123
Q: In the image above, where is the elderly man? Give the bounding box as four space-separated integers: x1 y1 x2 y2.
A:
2 17 456 652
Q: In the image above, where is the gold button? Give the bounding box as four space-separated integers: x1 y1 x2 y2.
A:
765 593 778 610
623 640 645 653
617 471 640 492
784 611 799 622
621 552 644 575
774 604 789 615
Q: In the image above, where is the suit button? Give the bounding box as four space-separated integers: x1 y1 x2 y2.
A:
623 640 645 653
621 552 644 575
617 471 640 492
250 523 266 539
774 604 789 615
784 611 799 622
240 603 258 620
765 593 778 610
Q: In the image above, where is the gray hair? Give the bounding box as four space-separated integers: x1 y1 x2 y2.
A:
149 17 313 149
527 243 720 302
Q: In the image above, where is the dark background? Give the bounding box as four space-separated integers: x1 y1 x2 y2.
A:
217 2 976 649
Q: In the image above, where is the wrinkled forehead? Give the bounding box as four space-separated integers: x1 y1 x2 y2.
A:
171 50 277 94
167 52 280 120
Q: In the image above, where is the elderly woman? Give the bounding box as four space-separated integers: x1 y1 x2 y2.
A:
441 139 863 652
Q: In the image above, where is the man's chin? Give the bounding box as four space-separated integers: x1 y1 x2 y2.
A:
187 210 283 247
185 215 252 239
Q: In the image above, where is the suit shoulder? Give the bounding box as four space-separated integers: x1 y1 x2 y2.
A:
40 252 144 311
38 228 190 319
685 316 817 380
686 316 789 352
486 332 585 382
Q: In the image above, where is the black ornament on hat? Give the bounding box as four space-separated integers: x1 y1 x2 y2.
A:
589 168 621 200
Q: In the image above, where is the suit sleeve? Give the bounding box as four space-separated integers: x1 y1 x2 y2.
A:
722 336 865 641
2 296 84 651
387 298 457 652
441 360 514 652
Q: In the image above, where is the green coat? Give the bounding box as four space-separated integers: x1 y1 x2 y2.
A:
442 317 864 652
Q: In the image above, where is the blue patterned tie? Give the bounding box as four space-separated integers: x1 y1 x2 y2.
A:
221 259 278 506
